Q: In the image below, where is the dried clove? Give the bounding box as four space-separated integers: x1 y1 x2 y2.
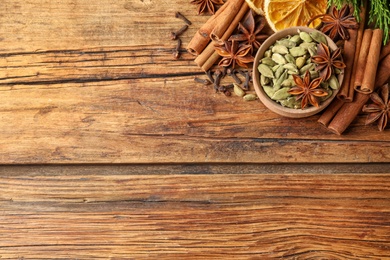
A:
175 12 192 25
243 71 252 90
194 77 211 85
173 38 182 60
227 68 242 84
205 70 215 83
170 25 188 40
213 69 223 92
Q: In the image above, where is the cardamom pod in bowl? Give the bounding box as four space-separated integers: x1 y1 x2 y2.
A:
253 26 345 118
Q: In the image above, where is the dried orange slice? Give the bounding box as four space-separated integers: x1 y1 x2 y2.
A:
245 0 265 15
264 0 327 32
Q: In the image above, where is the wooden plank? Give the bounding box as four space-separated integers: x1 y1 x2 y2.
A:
0 168 389 258
0 1 389 164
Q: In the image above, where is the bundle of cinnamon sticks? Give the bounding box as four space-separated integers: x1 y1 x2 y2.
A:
318 39 390 135
187 0 249 71
319 1 390 134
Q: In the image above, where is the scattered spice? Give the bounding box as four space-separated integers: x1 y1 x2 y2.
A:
175 12 192 25
229 10 269 54
214 40 254 69
307 5 358 41
194 77 211 85
288 71 327 109
205 70 215 83
170 25 189 40
227 68 242 84
173 38 182 60
242 70 251 90
213 69 223 92
191 0 224 15
311 42 346 81
362 84 390 131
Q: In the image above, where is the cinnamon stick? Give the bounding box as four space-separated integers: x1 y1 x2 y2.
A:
196 3 249 71
355 29 383 94
354 29 373 89
327 54 390 135
187 0 245 56
210 0 245 42
186 2 230 56
194 40 215 68
337 28 358 102
379 41 390 61
317 98 345 127
337 2 367 102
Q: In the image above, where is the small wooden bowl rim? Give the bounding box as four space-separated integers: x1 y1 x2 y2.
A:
253 26 344 118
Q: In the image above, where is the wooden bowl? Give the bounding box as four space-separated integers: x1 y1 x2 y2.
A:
253 26 344 118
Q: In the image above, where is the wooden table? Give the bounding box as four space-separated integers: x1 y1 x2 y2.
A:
1 1 389 258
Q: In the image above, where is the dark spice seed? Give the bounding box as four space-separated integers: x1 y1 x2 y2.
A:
175 12 192 25
194 77 211 85
170 25 188 40
173 38 182 60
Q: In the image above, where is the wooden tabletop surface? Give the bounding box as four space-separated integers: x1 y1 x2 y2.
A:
0 0 389 258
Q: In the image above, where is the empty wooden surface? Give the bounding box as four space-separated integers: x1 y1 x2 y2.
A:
0 165 390 259
0 0 389 259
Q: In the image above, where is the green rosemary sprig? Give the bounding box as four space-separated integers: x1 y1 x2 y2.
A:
327 0 390 44
368 0 390 44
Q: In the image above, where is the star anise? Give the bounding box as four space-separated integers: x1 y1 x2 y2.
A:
214 40 254 69
308 5 358 41
288 71 328 109
191 0 224 15
362 84 390 131
228 10 269 54
311 42 346 81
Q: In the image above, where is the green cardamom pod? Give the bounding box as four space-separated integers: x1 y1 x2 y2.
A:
281 79 295 87
300 63 315 74
308 46 317 56
283 63 298 71
261 57 276 67
272 53 287 65
258 64 274 79
289 47 307 57
285 53 295 63
309 71 319 79
295 57 306 69
262 85 275 98
264 49 272 58
233 83 245 97
328 75 340 90
299 42 316 50
243 93 257 101
290 35 302 44
271 87 291 101
280 97 301 109
277 39 296 48
275 70 288 87
260 74 270 86
272 44 289 55
299 31 313 43
310 31 327 44
275 65 285 79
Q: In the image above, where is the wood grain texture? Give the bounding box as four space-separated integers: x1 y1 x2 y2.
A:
0 167 389 259
0 0 389 164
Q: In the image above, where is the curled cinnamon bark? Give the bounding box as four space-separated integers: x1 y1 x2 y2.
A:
327 54 390 135
187 0 244 56
337 2 367 102
195 2 249 71
354 29 373 90
355 29 383 94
